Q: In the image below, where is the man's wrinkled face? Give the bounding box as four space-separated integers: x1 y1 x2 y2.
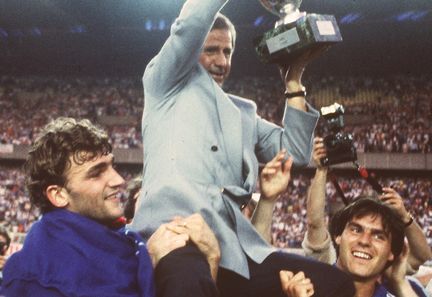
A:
199 29 233 86
63 152 125 225
335 213 394 281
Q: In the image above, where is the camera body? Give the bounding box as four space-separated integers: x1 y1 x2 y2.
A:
320 103 357 166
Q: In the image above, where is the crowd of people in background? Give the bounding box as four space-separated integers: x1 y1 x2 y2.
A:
0 168 37 234
271 175 432 248
0 76 143 148
0 74 431 245
0 74 430 152
1 165 430 249
0 73 431 291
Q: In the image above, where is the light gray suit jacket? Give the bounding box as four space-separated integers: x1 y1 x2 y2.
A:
130 0 319 278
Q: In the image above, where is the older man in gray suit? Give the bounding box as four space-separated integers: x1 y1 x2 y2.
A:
130 0 355 296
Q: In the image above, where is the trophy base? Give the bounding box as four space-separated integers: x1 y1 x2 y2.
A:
254 14 342 65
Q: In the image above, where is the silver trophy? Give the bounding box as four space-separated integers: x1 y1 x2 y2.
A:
254 0 342 64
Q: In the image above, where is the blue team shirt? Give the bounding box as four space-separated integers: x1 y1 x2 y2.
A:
2 209 155 297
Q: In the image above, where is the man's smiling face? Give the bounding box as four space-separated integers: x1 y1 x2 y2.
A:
62 152 125 225
335 213 394 281
199 28 233 86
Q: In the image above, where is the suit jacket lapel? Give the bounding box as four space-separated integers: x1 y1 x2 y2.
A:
214 84 243 186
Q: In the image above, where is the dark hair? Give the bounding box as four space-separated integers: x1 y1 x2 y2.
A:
25 117 112 213
123 174 142 220
212 13 236 49
0 227 11 255
330 197 405 262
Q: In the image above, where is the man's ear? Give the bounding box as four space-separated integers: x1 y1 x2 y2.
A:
46 185 69 208
335 235 341 246
387 251 394 262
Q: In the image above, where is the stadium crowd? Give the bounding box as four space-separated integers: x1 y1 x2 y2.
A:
225 75 431 153
1 165 430 249
0 74 430 152
271 174 432 248
0 76 143 148
1 73 431 245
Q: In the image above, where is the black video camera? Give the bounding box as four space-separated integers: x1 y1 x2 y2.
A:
320 103 357 166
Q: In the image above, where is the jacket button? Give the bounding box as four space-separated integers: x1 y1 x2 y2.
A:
211 145 218 152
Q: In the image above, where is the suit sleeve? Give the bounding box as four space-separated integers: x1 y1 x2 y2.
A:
143 0 228 107
255 102 319 167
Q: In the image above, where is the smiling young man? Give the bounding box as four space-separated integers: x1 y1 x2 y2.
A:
330 198 426 297
300 138 429 296
53 152 125 224
303 138 431 270
2 117 220 297
336 215 395 279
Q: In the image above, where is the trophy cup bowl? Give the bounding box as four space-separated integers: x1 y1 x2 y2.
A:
254 0 343 65
259 0 304 25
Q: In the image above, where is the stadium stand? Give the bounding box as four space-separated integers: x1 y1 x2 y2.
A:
0 74 430 250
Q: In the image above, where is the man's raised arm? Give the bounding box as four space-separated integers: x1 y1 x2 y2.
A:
302 137 336 264
143 0 228 102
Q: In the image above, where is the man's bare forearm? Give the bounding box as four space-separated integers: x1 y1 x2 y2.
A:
306 168 328 246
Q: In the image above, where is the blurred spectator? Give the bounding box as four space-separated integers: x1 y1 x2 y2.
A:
0 167 39 233
123 175 142 223
0 227 11 285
